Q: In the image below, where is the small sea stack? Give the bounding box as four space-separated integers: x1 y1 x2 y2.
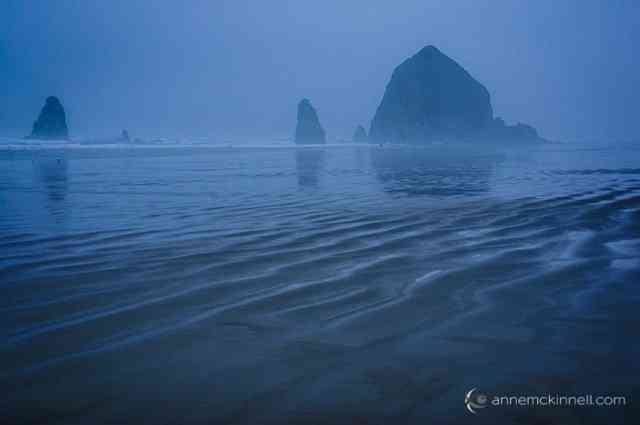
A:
353 125 368 143
29 96 69 140
294 99 326 144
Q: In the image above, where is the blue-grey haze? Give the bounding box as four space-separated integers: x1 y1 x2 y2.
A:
1 0 639 142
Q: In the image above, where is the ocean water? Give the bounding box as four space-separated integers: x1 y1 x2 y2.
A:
1 139 639 424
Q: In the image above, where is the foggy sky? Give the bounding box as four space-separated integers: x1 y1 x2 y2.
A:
1 0 639 142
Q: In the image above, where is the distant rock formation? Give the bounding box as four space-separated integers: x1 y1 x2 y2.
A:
485 117 539 142
294 99 326 144
29 96 69 140
370 45 540 143
353 125 368 143
120 130 130 142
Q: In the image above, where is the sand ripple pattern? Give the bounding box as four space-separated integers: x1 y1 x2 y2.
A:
1 144 639 424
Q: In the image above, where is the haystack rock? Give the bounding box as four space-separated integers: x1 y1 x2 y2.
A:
29 96 69 140
369 45 540 143
294 99 326 144
353 125 368 143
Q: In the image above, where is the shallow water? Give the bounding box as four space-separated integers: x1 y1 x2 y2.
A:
1 140 639 424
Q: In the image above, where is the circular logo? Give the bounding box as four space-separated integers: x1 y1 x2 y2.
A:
465 388 489 414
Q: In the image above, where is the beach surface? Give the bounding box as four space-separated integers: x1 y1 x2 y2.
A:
1 140 639 424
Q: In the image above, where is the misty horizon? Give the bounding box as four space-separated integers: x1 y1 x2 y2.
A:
3 2 640 424
2 0 639 142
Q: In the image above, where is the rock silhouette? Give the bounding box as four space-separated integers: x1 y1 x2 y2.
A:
487 118 539 142
29 96 69 140
370 45 540 143
353 125 368 143
294 99 326 144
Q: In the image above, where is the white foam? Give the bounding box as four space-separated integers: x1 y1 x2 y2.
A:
402 270 444 293
606 239 640 256
415 270 443 284
558 230 594 260
457 227 494 238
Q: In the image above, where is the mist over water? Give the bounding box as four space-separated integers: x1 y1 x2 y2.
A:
1 140 639 424
2 1 640 423
2 0 640 141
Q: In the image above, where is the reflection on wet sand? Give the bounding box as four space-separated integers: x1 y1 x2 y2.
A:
369 147 501 197
1 145 639 424
34 157 68 201
33 156 68 220
295 149 325 187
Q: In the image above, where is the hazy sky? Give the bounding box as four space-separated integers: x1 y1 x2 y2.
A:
1 0 639 141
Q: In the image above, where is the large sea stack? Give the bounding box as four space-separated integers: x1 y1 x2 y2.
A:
369 45 539 143
29 96 69 140
294 99 326 144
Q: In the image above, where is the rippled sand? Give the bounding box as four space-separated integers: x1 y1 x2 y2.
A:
1 143 639 424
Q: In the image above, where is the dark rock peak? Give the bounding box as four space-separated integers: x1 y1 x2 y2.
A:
353 125 368 143
29 96 69 140
295 98 326 144
370 45 540 143
370 46 493 143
